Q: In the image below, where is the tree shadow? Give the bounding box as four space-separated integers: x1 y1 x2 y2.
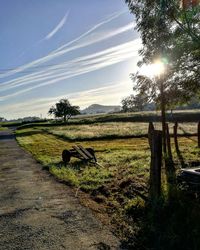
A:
51 132 149 143
174 140 186 169
16 130 42 137
55 159 90 170
121 189 200 250
177 150 185 166
0 134 15 140
190 161 200 167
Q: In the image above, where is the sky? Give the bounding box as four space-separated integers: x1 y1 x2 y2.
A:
0 0 141 119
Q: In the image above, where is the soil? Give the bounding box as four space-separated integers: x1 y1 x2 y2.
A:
0 130 120 250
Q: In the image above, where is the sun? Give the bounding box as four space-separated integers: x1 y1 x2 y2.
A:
139 61 165 78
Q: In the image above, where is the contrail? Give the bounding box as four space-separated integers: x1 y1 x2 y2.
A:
0 39 141 100
45 10 69 40
0 10 127 79
0 22 134 90
11 11 70 64
53 10 127 52
0 39 140 92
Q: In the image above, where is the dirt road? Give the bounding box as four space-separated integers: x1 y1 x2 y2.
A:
0 130 120 250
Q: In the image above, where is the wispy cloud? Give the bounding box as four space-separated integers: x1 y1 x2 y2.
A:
0 10 126 79
0 38 141 100
45 10 69 40
1 81 132 118
0 8 140 120
53 10 127 53
13 11 70 61
0 22 138 91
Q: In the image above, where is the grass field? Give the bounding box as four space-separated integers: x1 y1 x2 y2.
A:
43 122 198 141
15 109 200 130
16 121 200 249
0 126 7 131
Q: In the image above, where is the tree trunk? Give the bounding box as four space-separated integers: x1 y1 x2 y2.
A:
63 115 66 123
166 123 175 176
160 80 167 156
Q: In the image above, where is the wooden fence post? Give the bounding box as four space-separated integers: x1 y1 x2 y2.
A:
174 122 185 168
174 122 179 153
148 122 155 134
166 123 174 170
198 121 200 148
149 129 162 199
148 122 155 151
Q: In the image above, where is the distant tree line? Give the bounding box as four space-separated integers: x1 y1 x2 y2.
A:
121 95 200 112
0 117 6 122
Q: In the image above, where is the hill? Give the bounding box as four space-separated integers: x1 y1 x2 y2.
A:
81 104 121 114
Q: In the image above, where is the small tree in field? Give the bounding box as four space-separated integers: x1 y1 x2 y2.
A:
0 117 5 122
48 99 80 122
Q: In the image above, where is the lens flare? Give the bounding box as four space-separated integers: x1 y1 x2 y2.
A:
139 61 165 78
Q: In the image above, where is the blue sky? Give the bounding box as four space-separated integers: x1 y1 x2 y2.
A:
0 0 141 119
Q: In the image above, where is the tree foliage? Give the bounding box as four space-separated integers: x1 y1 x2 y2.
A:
122 92 149 112
48 99 80 122
125 0 200 107
0 117 6 122
122 95 136 112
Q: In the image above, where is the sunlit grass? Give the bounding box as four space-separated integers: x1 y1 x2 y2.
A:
16 125 199 191
44 122 149 140
16 123 200 246
0 126 8 131
42 122 198 142
16 127 151 205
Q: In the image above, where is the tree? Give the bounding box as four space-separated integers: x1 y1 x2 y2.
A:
125 0 200 103
121 95 136 112
122 92 149 112
0 117 6 122
125 0 200 156
48 99 80 122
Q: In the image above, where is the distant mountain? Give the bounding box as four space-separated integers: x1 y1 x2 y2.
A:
81 104 121 114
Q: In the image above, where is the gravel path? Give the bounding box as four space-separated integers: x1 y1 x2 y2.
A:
0 130 120 250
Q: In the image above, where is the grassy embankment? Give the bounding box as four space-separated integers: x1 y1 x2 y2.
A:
0 125 8 131
16 119 200 249
0 128 7 131
15 109 200 130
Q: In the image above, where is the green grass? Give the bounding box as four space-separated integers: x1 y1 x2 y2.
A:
16 123 200 249
16 110 200 130
16 127 150 187
44 122 149 140
41 122 198 142
0 126 8 131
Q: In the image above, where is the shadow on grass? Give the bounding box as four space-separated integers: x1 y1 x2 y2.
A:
16 130 42 137
121 188 200 250
48 132 148 142
46 130 198 143
0 134 15 140
54 160 89 170
176 149 186 168
189 161 200 167
174 132 186 169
